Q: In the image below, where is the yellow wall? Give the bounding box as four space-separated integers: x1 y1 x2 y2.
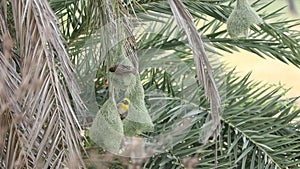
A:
222 50 300 106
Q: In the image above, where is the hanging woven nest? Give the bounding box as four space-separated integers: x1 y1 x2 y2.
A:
90 54 153 151
123 76 154 136
89 98 124 152
227 0 263 38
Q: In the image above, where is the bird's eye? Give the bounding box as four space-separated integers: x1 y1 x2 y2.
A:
109 65 118 72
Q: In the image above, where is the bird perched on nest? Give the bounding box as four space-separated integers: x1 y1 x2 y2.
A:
117 98 130 120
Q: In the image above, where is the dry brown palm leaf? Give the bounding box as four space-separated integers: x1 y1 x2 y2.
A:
0 8 22 168
0 0 85 168
168 0 222 144
288 0 297 15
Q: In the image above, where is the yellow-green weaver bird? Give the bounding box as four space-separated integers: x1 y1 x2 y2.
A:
117 98 130 120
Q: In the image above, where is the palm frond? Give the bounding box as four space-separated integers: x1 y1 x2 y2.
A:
143 69 300 168
0 16 22 168
168 0 221 145
287 0 297 15
48 1 300 168
0 0 85 168
135 0 300 68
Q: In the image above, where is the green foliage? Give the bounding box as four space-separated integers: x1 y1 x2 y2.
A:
48 0 300 168
135 0 300 67
143 69 300 168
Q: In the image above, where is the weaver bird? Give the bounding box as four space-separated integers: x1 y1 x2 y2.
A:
117 98 130 120
109 64 137 75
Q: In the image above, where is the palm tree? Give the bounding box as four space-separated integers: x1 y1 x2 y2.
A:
0 1 85 168
1 0 300 168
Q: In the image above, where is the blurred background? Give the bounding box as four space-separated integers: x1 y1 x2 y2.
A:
222 0 300 104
